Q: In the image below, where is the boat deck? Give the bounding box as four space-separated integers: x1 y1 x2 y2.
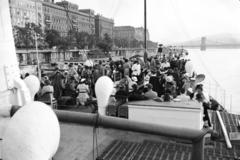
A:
211 111 240 133
54 122 189 160
99 138 240 160
53 108 240 160
1 110 240 160
1 103 240 160
54 121 240 160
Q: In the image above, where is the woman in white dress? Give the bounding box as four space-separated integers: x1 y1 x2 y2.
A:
76 79 89 106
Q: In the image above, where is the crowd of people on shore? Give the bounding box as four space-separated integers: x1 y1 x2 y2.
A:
21 47 222 127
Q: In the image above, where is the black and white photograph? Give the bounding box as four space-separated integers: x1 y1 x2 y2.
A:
0 0 240 159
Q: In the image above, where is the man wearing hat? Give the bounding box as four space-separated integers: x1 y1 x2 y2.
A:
157 44 163 57
144 83 158 99
164 75 177 98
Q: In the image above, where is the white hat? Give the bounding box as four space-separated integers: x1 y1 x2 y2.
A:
132 77 138 82
166 76 173 82
80 78 86 82
190 77 196 81
187 88 193 93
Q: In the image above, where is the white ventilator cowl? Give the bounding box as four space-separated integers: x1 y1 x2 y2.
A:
2 101 60 160
95 76 114 115
23 75 40 100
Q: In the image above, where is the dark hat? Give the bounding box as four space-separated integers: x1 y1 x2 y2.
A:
146 83 153 89
44 79 51 85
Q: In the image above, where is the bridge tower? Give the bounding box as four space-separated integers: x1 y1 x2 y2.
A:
200 37 206 51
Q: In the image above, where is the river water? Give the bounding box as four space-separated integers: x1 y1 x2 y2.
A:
187 48 240 113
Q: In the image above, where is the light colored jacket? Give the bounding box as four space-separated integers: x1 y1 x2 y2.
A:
131 63 141 76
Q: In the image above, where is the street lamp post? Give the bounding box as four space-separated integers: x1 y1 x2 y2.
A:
34 32 41 80
144 0 147 50
34 0 41 80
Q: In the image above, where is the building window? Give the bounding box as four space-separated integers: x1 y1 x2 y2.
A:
18 54 24 64
23 11 27 17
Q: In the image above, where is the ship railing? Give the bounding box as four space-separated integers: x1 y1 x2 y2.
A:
55 110 213 160
203 78 234 113
189 52 235 113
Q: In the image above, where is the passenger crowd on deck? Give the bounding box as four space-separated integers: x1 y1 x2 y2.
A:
21 46 222 128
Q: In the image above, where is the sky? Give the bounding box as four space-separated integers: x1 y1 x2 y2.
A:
56 0 240 43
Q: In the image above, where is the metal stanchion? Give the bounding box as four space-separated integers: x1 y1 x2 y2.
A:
230 94 233 113
223 90 226 108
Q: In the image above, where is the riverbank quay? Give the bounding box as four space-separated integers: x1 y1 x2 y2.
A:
16 48 157 75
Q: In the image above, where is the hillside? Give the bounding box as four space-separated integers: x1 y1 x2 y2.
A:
176 33 240 47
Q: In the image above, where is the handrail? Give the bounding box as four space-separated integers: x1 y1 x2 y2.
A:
55 110 210 140
216 111 232 149
55 110 212 160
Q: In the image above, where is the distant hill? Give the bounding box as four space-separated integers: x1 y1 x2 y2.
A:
176 33 240 47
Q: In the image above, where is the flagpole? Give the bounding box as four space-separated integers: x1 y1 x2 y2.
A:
35 0 41 80
144 0 147 62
